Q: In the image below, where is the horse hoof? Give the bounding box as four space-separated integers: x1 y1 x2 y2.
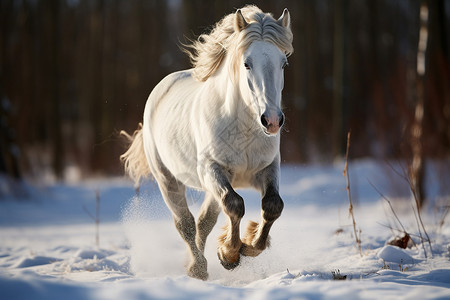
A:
187 256 208 280
217 252 240 270
188 268 209 281
240 243 264 257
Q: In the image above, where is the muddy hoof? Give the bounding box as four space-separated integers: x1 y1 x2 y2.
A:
217 252 240 270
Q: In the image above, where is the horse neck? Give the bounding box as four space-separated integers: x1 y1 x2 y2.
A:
207 70 259 134
209 65 247 112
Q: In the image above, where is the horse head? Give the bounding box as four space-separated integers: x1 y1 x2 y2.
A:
234 8 292 136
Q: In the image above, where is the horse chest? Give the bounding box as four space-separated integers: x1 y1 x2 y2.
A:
213 128 278 176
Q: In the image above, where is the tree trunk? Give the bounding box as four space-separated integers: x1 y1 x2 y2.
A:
411 0 429 209
49 0 64 179
333 0 348 158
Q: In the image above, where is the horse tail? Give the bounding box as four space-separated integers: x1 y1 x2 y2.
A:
120 123 151 186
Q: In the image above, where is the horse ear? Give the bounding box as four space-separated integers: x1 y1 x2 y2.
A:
278 8 291 28
235 9 248 32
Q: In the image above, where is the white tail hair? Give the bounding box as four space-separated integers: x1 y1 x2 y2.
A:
120 123 151 186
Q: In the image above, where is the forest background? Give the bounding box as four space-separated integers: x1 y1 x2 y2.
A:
1 0 449 185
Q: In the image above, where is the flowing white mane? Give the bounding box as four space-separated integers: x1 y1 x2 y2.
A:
184 5 294 82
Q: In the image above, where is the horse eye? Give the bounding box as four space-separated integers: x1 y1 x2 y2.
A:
282 61 289 69
244 63 251 70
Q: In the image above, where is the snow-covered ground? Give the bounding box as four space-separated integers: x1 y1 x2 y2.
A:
1 160 449 299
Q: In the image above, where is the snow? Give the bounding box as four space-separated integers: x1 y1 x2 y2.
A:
1 160 450 299
377 245 415 265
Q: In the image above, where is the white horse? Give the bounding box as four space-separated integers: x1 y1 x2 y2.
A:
121 5 293 280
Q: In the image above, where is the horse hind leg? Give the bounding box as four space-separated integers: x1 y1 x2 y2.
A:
196 192 221 254
174 210 208 280
156 172 208 280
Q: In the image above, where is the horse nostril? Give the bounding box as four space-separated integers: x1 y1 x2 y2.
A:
261 114 268 128
279 113 285 127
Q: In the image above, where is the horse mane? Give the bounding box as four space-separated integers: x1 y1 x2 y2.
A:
183 5 294 82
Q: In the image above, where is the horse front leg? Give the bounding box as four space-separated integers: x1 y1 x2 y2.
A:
201 162 244 270
241 163 284 257
217 190 245 269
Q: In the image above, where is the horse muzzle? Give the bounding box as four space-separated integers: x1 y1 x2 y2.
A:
260 111 284 135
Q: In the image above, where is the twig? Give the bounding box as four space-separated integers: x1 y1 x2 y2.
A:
376 222 418 248
439 205 450 230
343 131 362 256
369 177 432 256
407 173 433 256
385 160 409 182
411 203 428 258
396 161 433 257
368 180 408 235
83 205 95 220
83 190 100 247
